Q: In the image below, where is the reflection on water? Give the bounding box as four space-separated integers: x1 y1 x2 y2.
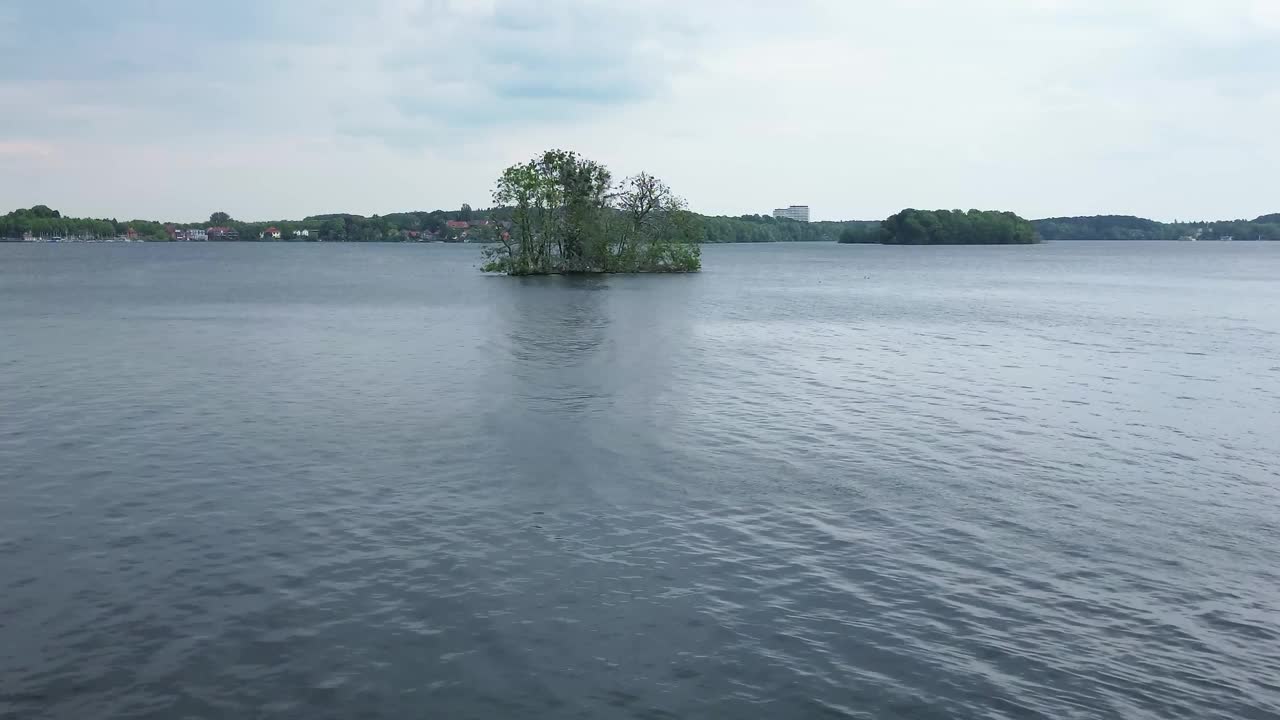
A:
1 242 1279 719
499 275 611 367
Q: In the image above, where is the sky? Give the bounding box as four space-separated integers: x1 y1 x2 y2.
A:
1 0 1278 222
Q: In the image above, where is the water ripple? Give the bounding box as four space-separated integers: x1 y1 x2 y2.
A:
2 242 1279 718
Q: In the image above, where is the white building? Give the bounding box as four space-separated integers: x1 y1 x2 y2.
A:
773 205 810 222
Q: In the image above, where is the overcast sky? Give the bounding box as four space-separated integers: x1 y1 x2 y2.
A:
2 0 1277 222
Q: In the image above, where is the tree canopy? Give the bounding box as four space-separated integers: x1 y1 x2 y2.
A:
1034 215 1280 241
1033 215 1168 241
876 209 1039 245
481 149 701 274
696 215 852 243
838 223 883 244
0 206 134 239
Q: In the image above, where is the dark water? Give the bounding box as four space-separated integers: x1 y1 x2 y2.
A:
2 242 1279 719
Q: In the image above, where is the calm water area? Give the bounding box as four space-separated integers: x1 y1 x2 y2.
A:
2 241 1278 719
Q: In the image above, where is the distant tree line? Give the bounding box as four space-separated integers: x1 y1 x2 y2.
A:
240 205 508 242
700 215 849 243
840 209 1038 245
8 203 1278 245
3 207 860 246
837 224 883 244
1034 215 1280 241
838 212 1280 244
0 205 170 240
1033 215 1163 241
2 202 865 246
0 205 505 242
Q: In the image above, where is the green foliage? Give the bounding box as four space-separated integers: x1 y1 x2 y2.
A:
1 206 119 239
1034 216 1169 241
837 223 883 244
1182 219 1280 241
482 150 701 275
699 215 840 243
124 221 170 241
303 210 494 242
1034 215 1280 241
879 209 1038 245
10 201 1277 246
1 205 501 243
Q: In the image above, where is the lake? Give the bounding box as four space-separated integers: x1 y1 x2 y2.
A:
2 241 1278 719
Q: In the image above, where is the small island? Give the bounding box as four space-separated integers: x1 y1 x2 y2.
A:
840 209 1039 245
481 150 701 275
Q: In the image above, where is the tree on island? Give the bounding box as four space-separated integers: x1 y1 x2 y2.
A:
209 211 232 225
839 209 1039 244
482 149 701 275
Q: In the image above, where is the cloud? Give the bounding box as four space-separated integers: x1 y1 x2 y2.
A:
0 0 1277 221
0 141 55 159
322 0 718 145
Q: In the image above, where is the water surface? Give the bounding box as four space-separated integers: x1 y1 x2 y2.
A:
2 242 1279 719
